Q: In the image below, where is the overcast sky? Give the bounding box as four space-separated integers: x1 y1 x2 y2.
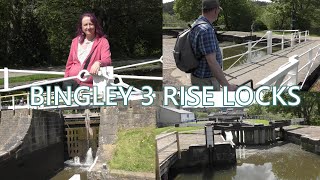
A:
163 0 271 3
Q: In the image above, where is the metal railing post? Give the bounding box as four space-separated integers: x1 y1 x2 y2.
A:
12 96 15 110
308 49 313 72
27 92 30 109
267 31 272 54
247 41 252 63
305 31 307 42
176 132 181 159
4 67 9 90
281 35 284 50
291 33 295 47
298 32 301 43
287 55 299 86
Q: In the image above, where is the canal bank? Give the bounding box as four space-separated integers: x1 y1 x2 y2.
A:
157 121 320 180
87 98 161 180
0 109 64 179
283 126 320 155
173 143 320 180
0 95 162 179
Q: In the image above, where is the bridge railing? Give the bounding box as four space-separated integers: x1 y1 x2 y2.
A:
256 42 319 88
0 92 30 110
0 57 163 109
155 131 181 179
223 30 309 70
297 44 320 88
0 57 162 92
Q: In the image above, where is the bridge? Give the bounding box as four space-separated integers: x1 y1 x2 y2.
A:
0 57 163 110
163 30 320 90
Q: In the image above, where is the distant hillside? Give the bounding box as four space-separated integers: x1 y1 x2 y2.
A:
163 1 174 15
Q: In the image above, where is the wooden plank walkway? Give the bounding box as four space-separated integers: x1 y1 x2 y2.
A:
224 40 320 89
163 36 320 89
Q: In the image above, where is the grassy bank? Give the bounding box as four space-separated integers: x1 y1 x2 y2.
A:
0 74 63 84
244 119 270 125
109 127 156 173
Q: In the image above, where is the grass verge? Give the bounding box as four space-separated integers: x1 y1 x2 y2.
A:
109 127 155 173
244 119 270 125
0 74 63 84
109 126 203 173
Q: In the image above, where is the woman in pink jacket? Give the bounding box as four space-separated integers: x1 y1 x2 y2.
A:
64 13 111 88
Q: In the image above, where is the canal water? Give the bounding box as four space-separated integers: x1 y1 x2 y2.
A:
51 167 87 180
220 41 282 70
173 143 320 180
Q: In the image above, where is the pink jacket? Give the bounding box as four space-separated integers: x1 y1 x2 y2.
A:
64 36 112 87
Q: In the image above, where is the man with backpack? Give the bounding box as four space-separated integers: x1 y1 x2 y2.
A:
189 0 237 91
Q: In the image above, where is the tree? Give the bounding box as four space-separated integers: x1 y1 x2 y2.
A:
264 92 320 125
247 104 264 116
174 0 256 31
267 0 320 30
0 0 162 67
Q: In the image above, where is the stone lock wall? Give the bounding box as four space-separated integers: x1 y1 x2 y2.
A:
0 109 64 179
99 99 158 144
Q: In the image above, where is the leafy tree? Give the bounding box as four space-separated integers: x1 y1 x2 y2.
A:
264 92 320 125
247 104 264 116
173 0 256 31
265 0 320 31
163 1 175 15
0 0 162 67
174 0 201 22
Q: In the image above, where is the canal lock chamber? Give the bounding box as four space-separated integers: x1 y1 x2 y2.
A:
166 122 290 179
63 108 100 167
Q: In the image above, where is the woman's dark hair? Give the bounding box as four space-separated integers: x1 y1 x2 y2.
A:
76 13 105 44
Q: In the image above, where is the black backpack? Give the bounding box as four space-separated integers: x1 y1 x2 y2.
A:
173 21 208 73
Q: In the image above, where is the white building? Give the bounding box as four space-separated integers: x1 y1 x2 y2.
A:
158 106 195 127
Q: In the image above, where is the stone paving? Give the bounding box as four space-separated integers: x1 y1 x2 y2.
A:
284 126 320 140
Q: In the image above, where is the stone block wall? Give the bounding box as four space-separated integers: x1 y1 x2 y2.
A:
99 99 159 144
0 109 65 179
19 110 64 156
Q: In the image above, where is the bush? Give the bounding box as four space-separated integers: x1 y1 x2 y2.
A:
253 20 268 31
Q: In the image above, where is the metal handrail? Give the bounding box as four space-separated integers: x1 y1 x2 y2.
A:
226 32 269 69
224 30 309 70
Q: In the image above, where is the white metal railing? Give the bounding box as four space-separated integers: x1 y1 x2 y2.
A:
256 55 299 87
256 42 320 88
222 30 309 70
0 57 163 110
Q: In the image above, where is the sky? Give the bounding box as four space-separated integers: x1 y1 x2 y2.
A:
163 0 271 3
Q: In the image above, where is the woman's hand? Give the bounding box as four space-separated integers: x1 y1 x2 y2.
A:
89 61 101 75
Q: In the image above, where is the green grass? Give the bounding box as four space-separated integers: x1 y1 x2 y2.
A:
109 127 155 173
155 126 203 135
0 74 63 84
109 126 204 173
244 119 270 125
289 125 304 128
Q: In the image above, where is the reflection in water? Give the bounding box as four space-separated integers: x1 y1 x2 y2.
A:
234 163 276 180
174 143 320 180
